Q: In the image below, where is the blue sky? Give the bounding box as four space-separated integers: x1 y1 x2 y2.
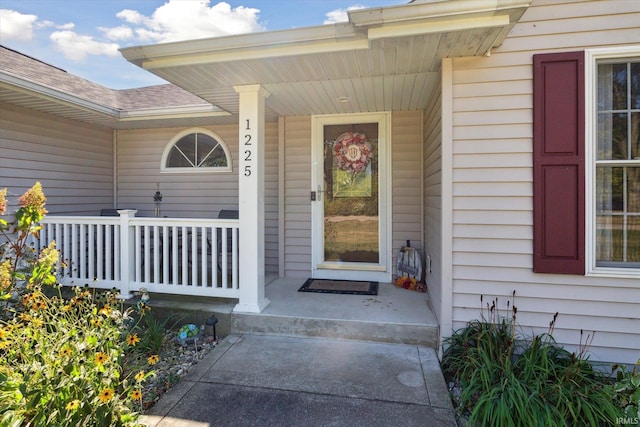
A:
0 0 406 89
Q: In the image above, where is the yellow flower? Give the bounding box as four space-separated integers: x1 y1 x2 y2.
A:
134 370 146 382
90 317 102 327
98 388 114 403
65 399 81 410
98 306 112 316
0 261 12 292
32 299 47 311
147 354 159 365
94 352 108 365
0 328 5 339
60 347 73 357
0 188 6 215
126 334 140 346
30 317 43 328
62 304 71 312
131 390 142 400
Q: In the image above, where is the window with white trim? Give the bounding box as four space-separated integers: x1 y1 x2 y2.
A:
593 55 640 270
161 128 232 173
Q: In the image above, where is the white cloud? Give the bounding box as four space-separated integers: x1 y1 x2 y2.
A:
57 22 75 31
3 1 264 66
35 20 56 29
116 9 144 25
0 9 38 41
113 0 264 44
99 25 134 41
50 30 120 61
324 5 366 25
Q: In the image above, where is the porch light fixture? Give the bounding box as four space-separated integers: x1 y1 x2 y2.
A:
153 183 163 217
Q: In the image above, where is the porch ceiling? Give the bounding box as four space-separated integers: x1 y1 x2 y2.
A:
121 0 531 121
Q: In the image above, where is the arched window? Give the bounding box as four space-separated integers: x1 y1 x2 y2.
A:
161 128 232 173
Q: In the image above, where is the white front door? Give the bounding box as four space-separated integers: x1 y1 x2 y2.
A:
311 112 392 282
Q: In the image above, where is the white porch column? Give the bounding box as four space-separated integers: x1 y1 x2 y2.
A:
233 84 270 313
117 209 137 299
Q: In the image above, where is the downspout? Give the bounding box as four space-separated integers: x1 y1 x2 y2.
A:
113 130 118 208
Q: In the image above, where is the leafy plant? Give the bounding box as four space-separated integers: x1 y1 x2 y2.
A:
612 361 640 419
132 308 182 355
0 183 153 426
442 291 623 427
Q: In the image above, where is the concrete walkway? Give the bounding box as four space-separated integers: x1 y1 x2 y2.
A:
140 334 456 427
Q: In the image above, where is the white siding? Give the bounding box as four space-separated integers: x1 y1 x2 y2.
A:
449 0 640 364
0 102 113 214
116 122 280 275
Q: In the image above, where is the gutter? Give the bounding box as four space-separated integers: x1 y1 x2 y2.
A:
349 0 532 27
0 70 223 122
0 70 119 117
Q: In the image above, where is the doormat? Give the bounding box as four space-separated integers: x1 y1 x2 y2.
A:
298 278 378 295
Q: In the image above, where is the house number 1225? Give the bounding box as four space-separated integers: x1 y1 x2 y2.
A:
243 119 252 177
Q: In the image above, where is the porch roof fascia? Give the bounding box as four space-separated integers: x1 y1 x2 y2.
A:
121 23 368 70
120 0 532 70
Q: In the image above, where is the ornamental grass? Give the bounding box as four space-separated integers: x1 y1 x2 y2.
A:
442 291 627 427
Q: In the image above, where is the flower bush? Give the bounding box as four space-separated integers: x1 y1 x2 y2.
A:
0 183 151 426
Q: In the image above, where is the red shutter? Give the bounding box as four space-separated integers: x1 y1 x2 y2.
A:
533 51 585 274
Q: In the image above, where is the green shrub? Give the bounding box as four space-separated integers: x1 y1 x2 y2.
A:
442 292 623 427
0 183 151 426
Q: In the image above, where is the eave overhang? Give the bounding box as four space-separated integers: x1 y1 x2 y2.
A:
118 0 531 118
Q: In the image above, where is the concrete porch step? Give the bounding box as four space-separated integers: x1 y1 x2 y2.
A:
231 312 439 346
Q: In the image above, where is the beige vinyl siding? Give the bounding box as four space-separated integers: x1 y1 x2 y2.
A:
423 81 443 325
449 0 640 364
0 102 113 215
116 122 280 275
282 116 312 278
391 110 424 270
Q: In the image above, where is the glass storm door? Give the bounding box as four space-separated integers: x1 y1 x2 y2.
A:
312 113 391 282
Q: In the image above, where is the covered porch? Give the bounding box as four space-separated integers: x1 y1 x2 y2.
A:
38 211 437 345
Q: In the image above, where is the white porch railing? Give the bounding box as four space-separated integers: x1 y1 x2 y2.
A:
39 210 239 299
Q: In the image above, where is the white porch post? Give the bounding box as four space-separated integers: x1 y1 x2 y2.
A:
233 84 270 313
117 209 137 299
